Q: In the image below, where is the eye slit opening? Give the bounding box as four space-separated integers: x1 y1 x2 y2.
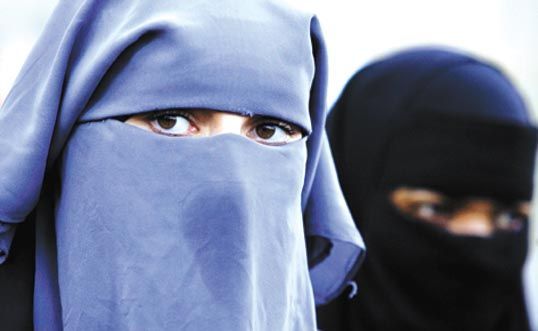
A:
121 109 306 144
390 188 532 236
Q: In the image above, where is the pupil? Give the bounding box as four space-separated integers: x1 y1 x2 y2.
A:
256 125 276 139
157 116 177 130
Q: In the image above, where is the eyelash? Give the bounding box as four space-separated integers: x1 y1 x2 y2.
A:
251 118 300 135
147 110 195 123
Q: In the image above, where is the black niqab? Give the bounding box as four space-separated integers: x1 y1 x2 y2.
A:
317 48 535 331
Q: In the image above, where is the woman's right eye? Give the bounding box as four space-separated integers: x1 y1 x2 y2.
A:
495 210 527 232
390 187 453 226
411 201 452 224
149 114 198 137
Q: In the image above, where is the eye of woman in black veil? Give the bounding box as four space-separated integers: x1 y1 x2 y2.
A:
390 186 530 236
316 48 535 331
125 109 305 146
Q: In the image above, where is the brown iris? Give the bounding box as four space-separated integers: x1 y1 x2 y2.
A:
256 124 276 139
157 116 177 130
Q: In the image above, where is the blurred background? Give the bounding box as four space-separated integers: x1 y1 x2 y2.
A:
0 0 536 328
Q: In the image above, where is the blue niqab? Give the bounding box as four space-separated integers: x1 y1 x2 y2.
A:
0 0 365 329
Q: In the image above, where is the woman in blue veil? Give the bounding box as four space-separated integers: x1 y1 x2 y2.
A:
0 1 364 329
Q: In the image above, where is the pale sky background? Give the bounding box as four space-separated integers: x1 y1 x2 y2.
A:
0 0 537 328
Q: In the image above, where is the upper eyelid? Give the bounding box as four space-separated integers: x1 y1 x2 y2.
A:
407 194 447 205
248 116 303 133
147 109 194 120
408 198 455 214
499 207 529 217
515 202 530 212
426 191 449 202
146 110 288 126
411 201 450 212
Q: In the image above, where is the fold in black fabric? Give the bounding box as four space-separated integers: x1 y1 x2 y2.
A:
317 48 535 331
0 216 35 330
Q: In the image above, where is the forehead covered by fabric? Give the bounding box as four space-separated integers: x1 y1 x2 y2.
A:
380 112 537 201
328 49 536 206
411 61 531 125
74 0 315 131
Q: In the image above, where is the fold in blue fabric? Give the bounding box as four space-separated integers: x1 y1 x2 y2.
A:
0 0 365 329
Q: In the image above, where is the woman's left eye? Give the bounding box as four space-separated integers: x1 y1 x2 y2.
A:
149 114 196 136
495 210 527 232
249 122 301 145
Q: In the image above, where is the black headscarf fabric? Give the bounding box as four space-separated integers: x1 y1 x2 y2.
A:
317 48 536 331
0 216 34 330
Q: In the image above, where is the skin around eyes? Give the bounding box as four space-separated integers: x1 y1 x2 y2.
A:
389 186 530 237
124 109 304 146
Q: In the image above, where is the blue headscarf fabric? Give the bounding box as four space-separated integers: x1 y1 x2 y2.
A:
0 0 365 329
